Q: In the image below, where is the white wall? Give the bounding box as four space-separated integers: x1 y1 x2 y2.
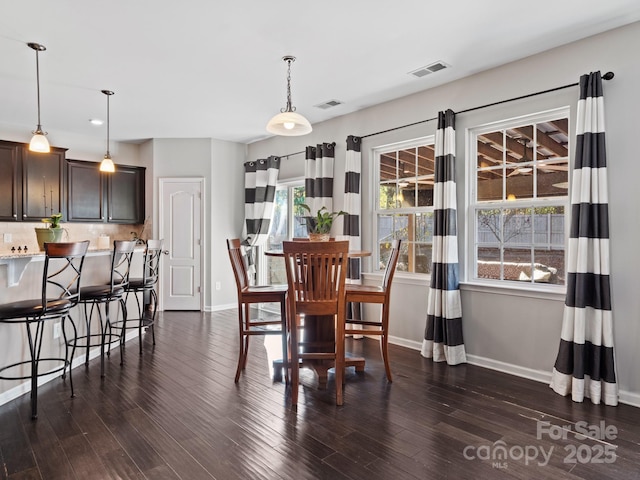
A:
247 22 640 404
148 137 246 310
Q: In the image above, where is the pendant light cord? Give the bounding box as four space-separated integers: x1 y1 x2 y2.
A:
106 93 110 156
282 56 296 113
35 48 42 129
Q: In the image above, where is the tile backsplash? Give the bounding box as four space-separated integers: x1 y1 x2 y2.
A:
0 222 151 253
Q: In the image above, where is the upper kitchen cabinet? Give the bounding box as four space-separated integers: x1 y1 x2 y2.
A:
107 165 145 223
0 140 66 222
22 147 66 221
66 159 106 222
66 159 145 224
0 142 20 221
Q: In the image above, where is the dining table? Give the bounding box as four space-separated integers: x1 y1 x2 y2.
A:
265 246 371 387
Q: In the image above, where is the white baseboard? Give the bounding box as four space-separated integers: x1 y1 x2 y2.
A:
619 390 640 408
0 330 139 407
206 303 236 312
465 353 553 384
388 335 422 351
387 339 640 409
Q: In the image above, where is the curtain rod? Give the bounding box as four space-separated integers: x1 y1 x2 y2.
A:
279 141 336 159
278 71 614 156
361 71 614 139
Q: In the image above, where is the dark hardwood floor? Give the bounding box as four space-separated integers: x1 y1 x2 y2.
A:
1 309 639 479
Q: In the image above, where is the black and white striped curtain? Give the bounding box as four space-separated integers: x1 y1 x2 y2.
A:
241 156 280 276
305 143 335 213
343 135 362 322
550 72 617 406
421 109 466 365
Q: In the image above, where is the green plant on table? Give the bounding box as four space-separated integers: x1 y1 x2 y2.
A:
297 203 346 234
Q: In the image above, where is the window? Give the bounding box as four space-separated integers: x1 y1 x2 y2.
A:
468 108 569 287
374 137 435 274
262 181 305 285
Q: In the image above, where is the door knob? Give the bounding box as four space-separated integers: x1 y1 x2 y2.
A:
163 250 169 255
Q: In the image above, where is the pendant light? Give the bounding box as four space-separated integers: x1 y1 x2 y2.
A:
266 56 312 136
27 42 50 153
100 90 115 173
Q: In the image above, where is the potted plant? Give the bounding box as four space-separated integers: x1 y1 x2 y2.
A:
35 213 66 250
297 203 346 241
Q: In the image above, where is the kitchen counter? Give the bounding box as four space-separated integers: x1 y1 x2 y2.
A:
0 245 145 287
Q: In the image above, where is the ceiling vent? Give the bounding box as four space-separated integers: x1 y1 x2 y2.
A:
409 61 450 78
314 99 343 110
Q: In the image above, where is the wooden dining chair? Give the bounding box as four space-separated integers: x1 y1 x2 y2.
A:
226 239 288 383
344 239 401 382
282 240 349 407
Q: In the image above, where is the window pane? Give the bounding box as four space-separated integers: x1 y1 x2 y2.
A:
378 214 395 244
533 248 564 285
415 243 432 274
532 206 565 246
537 160 569 198
505 125 534 166
268 189 288 250
415 179 434 207
477 168 504 201
379 184 398 209
503 208 532 245
380 152 397 182
415 212 433 243
399 183 416 207
393 214 410 242
267 188 289 286
292 185 307 237
397 241 409 273
477 131 503 169
398 148 416 179
477 208 502 244
378 240 393 270
477 247 501 280
505 167 533 200
537 119 569 161
503 247 533 282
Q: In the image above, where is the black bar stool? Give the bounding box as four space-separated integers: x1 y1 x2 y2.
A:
0 241 90 419
66 240 136 377
120 239 164 356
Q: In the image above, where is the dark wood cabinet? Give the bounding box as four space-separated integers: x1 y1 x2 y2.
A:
67 160 106 222
0 140 65 222
107 166 145 223
22 148 65 221
66 160 145 224
0 142 20 221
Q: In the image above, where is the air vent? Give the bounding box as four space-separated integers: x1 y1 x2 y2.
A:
314 99 343 110
408 61 450 78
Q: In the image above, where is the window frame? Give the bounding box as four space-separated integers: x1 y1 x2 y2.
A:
372 135 435 278
465 107 570 292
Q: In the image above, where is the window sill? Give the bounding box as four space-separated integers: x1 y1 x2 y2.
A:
362 272 565 301
362 271 429 287
460 281 566 301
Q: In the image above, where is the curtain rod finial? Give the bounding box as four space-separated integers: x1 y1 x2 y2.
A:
603 71 614 80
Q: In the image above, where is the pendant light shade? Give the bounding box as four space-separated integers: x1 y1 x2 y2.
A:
100 90 115 173
100 156 115 173
28 42 50 153
266 56 312 136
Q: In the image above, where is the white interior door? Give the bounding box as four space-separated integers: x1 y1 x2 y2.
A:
159 178 203 310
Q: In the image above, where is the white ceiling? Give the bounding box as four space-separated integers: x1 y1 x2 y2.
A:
1 1 640 145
